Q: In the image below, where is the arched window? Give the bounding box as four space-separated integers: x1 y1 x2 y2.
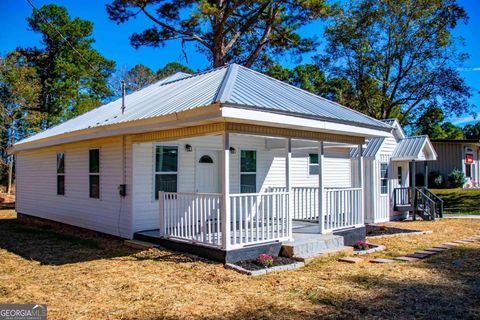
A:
199 155 214 163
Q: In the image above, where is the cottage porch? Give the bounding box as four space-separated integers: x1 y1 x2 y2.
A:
134 129 366 253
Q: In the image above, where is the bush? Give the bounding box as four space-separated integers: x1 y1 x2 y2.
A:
448 169 466 188
428 171 443 188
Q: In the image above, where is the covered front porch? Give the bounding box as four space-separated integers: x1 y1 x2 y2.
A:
133 124 367 254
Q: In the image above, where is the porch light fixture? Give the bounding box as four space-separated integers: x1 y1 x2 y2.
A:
229 147 236 154
185 144 193 152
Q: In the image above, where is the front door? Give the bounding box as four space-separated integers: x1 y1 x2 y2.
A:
195 150 221 193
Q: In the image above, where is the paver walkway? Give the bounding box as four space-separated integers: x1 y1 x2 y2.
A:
338 235 480 264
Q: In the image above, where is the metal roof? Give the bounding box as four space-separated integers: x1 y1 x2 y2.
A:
350 137 385 158
16 64 391 146
391 136 433 161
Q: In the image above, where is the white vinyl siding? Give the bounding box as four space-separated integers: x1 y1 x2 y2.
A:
16 136 133 238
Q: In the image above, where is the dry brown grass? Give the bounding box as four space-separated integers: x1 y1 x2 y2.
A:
1 210 480 319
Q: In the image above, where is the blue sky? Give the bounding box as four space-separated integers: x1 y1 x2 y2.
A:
1 0 479 126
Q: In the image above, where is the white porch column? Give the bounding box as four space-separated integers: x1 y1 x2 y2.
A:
358 143 364 225
221 132 231 250
318 141 325 233
285 138 292 240
158 191 165 237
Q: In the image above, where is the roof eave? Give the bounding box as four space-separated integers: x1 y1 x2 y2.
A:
11 104 222 153
220 103 393 136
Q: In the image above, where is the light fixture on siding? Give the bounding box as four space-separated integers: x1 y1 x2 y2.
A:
185 144 193 152
229 147 236 154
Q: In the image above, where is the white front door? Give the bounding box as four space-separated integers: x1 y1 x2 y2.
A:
195 150 221 193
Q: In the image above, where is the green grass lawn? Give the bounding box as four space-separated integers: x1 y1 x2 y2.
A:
431 188 480 215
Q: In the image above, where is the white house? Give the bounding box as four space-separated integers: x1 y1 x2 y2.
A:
11 64 438 262
355 119 439 223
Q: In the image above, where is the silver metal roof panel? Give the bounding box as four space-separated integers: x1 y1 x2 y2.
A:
16 64 391 146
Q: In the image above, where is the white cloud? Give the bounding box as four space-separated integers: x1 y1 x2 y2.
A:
458 67 480 72
450 113 480 125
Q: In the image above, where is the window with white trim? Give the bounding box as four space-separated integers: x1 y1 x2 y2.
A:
89 149 100 198
155 146 178 199
380 163 388 194
240 150 256 193
57 152 65 195
308 154 319 175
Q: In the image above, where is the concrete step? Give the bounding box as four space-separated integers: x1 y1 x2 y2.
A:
280 233 346 259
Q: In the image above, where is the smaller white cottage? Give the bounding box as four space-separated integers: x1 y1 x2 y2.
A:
355 119 439 223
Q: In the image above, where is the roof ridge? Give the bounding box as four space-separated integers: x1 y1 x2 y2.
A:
214 64 239 103
230 64 391 129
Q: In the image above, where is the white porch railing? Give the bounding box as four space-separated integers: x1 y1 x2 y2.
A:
269 186 363 231
229 192 290 247
324 187 363 232
158 187 362 250
159 192 223 248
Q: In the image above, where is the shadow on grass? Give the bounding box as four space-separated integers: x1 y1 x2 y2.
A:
305 247 480 319
0 211 140 265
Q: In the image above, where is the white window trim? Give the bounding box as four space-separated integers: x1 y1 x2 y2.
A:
308 153 319 176
89 148 101 200
380 162 389 195
240 149 257 193
153 144 179 200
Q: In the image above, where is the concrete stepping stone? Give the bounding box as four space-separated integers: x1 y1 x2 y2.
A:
370 258 396 264
415 250 438 256
425 247 447 252
406 253 430 259
461 239 476 243
452 240 470 244
442 242 461 247
338 257 363 264
394 256 419 262
432 245 451 250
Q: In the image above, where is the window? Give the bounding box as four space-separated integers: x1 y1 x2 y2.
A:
240 150 256 193
155 146 178 198
397 166 402 185
308 154 319 175
380 163 388 194
89 149 100 198
199 155 214 163
57 152 65 195
466 164 472 178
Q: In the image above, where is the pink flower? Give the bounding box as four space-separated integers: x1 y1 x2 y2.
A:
353 240 369 250
257 253 274 267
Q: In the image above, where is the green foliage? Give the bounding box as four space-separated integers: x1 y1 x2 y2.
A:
428 171 444 188
266 64 355 105
156 62 193 79
319 0 472 124
463 122 480 139
24 4 115 128
106 0 333 68
415 107 465 139
448 169 467 188
109 62 193 98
